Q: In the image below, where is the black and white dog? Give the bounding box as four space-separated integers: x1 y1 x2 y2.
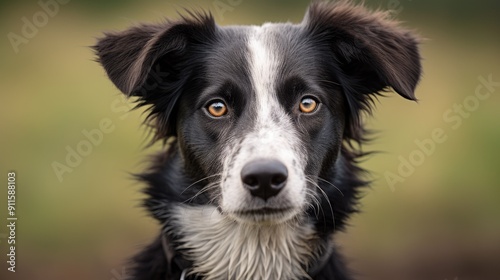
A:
95 1 421 279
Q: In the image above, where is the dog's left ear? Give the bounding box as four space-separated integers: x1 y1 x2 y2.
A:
303 1 422 141
303 2 421 100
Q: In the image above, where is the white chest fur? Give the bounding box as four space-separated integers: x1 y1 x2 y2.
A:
169 206 323 280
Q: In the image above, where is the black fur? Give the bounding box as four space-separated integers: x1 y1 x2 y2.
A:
94 1 421 279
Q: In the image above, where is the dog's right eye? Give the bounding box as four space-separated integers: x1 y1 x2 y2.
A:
206 100 228 117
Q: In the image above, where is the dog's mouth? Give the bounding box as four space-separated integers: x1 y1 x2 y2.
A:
237 207 293 216
231 207 297 223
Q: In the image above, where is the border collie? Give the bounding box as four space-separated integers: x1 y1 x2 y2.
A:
94 1 421 279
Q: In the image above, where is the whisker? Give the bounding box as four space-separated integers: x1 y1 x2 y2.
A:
209 199 221 215
304 188 321 218
180 173 222 195
305 178 328 221
183 181 220 204
305 176 336 231
310 175 344 197
206 194 221 207
305 178 329 227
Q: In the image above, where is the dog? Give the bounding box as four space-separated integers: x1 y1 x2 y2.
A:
94 1 421 279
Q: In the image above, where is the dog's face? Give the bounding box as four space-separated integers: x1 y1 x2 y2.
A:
95 3 420 224
175 23 349 223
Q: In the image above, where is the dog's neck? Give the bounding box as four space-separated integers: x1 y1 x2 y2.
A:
169 205 324 280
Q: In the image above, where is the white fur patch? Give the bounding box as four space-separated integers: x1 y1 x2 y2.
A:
170 205 324 280
220 24 308 220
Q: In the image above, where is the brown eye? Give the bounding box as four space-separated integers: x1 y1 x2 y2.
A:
299 97 318 113
207 100 228 117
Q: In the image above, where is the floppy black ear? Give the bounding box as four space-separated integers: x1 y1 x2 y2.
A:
93 12 216 138
303 1 422 139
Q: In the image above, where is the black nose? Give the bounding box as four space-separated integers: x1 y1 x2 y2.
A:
241 159 288 201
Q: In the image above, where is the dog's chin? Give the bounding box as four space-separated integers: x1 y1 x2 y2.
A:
228 207 300 225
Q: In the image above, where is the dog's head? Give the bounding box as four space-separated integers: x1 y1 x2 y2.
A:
95 2 420 224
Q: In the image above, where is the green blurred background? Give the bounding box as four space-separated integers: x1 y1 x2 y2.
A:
0 0 499 279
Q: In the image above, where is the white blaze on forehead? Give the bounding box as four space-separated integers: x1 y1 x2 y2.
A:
248 24 280 121
245 25 296 149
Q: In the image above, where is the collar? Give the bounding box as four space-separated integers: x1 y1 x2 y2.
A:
161 234 193 280
179 269 187 280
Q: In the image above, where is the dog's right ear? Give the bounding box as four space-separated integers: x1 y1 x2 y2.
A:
94 13 216 95
94 13 216 96
93 12 216 138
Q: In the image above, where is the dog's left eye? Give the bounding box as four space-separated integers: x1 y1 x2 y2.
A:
299 97 319 113
206 100 228 117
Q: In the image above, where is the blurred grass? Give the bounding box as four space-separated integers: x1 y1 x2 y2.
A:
1 1 499 279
